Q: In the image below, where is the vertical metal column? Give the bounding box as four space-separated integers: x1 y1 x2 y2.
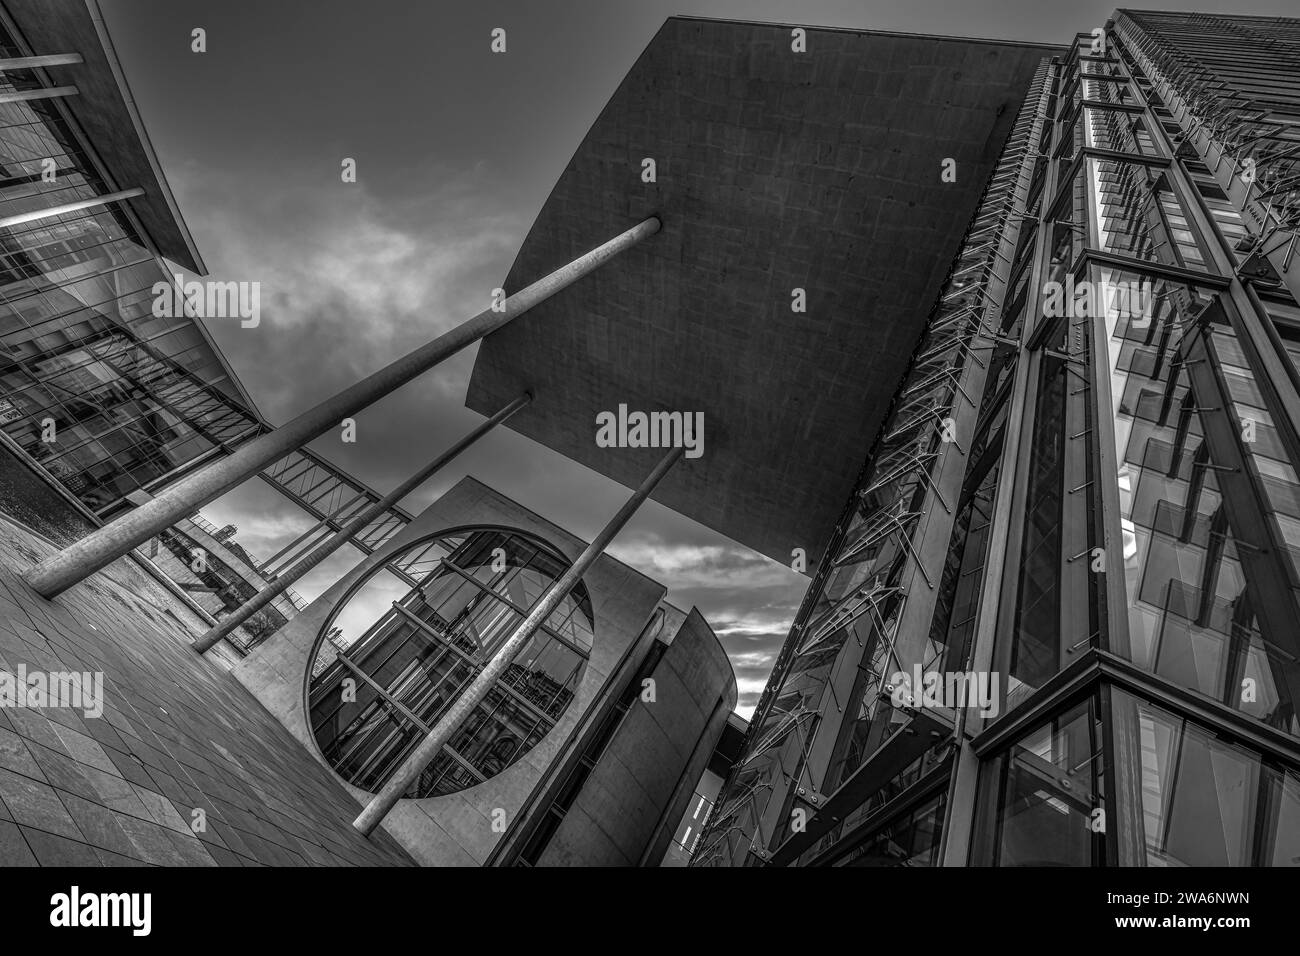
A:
192 393 532 653
353 445 685 835
24 217 660 598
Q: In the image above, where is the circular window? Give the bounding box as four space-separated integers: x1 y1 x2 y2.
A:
307 526 594 798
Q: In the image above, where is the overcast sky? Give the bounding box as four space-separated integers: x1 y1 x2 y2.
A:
99 0 1296 717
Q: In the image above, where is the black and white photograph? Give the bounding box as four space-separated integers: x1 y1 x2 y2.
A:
0 0 1293 938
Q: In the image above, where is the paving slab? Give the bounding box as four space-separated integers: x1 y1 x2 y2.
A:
0 516 413 867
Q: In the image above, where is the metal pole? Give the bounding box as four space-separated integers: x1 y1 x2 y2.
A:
353 445 684 836
192 393 532 653
257 490 367 575
0 187 142 230
262 515 350 576
259 524 333 578
0 85 77 106
25 216 660 598
0 53 84 70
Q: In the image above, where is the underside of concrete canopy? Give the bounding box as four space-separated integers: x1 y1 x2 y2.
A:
468 16 1060 568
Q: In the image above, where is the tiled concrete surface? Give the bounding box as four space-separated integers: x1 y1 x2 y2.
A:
0 516 412 867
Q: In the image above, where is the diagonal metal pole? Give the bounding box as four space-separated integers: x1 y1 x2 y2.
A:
353 445 685 836
256 491 366 576
24 217 660 599
192 393 532 653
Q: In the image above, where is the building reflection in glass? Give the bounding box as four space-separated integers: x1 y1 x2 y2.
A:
1112 689 1300 866
308 528 593 798
0 57 259 516
973 696 1107 866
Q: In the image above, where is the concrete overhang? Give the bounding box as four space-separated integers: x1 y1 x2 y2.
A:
467 17 1060 568
2 0 205 273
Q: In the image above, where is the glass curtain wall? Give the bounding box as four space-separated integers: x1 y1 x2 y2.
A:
977 17 1300 866
0 22 261 514
693 60 1054 867
704 12 1300 868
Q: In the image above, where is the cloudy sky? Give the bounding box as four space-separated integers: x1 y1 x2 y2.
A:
99 0 1295 716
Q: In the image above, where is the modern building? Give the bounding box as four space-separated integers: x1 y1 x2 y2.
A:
2 0 1298 870
681 10 1300 867
459 11 1300 866
233 477 738 867
138 505 307 653
0 0 239 517
662 711 748 865
0 0 743 869
0 0 450 650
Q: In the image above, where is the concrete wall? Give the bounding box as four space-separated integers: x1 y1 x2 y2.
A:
232 476 665 866
538 607 738 866
662 768 725 866
468 17 1061 569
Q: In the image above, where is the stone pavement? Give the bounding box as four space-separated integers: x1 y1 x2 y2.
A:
0 515 413 867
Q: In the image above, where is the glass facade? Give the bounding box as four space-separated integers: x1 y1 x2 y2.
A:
0 25 264 515
695 59 1054 867
972 696 1107 866
0 10 427 654
697 11 1300 867
308 528 593 798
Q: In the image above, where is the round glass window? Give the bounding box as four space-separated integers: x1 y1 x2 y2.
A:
307 527 593 797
